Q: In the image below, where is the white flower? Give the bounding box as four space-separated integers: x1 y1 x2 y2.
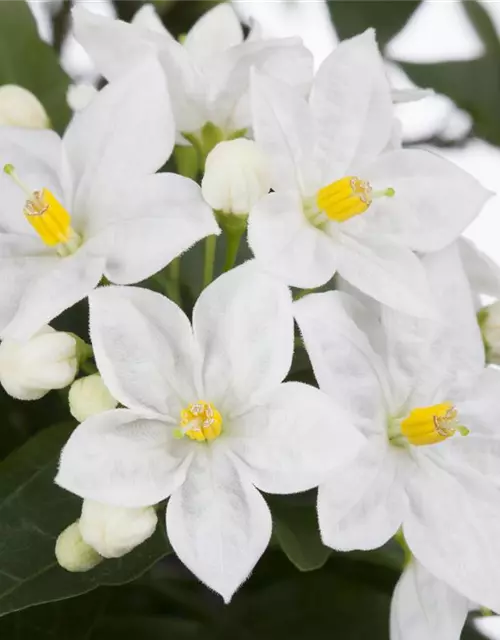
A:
202 139 271 215
295 243 500 612
56 263 363 602
79 500 157 559
69 373 117 422
0 56 217 341
72 4 313 143
0 325 77 400
66 83 98 112
0 85 50 129
249 30 491 316
55 521 103 572
390 560 471 640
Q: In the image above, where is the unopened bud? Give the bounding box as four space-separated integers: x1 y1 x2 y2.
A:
0 85 50 129
0 326 77 400
479 301 500 365
69 373 117 422
202 139 271 215
79 500 158 559
55 522 103 572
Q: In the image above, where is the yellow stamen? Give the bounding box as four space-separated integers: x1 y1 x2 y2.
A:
177 401 222 442
4 164 73 247
316 176 394 223
400 403 469 447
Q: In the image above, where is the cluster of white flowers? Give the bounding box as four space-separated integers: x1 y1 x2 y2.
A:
2 3 500 637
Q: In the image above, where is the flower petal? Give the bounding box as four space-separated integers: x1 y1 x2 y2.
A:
390 560 469 640
183 4 243 61
63 54 174 228
294 291 391 433
248 191 337 289
459 237 500 299
250 70 316 193
229 381 364 494
364 149 492 252
404 455 500 613
192 262 293 414
310 29 393 183
86 173 219 284
318 438 408 551
336 231 433 318
166 449 272 603
1 247 104 341
89 285 199 417
56 409 191 507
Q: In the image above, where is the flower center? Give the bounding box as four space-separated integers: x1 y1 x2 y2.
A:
316 176 395 223
3 164 81 257
391 402 469 447
175 400 222 442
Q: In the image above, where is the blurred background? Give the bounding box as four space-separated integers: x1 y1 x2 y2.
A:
0 1 499 638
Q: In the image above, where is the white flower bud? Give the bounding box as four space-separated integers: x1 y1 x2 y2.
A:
0 85 50 129
69 373 118 422
66 83 98 112
79 500 158 559
201 139 271 215
480 301 500 365
0 326 77 400
55 521 103 572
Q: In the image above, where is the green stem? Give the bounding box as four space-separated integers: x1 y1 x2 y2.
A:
164 257 182 306
203 235 217 287
293 288 316 301
223 226 244 272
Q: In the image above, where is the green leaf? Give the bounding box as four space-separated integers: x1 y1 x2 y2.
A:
0 423 172 617
267 494 331 571
326 0 421 49
400 56 500 146
0 0 71 132
463 0 500 55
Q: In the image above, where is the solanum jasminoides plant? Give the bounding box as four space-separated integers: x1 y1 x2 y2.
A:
1 2 500 638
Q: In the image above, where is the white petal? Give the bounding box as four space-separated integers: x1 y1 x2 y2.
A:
229 381 364 494
85 173 219 284
1 247 104 341
390 560 469 640
310 29 393 183
250 70 316 193
318 438 408 551
404 455 500 613
364 149 492 252
63 55 174 227
454 366 500 437
248 191 337 289
56 409 191 507
459 237 500 299
336 231 434 318
89 285 199 417
132 4 169 35
192 262 293 414
381 244 484 406
166 450 272 603
294 291 391 433
183 4 243 61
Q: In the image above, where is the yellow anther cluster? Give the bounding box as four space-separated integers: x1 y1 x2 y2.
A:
180 401 222 442
400 403 469 447
24 188 72 246
316 176 373 223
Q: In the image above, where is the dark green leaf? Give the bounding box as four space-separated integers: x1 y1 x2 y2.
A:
463 0 500 55
0 0 71 133
267 494 331 571
400 56 500 146
0 423 172 617
326 0 421 49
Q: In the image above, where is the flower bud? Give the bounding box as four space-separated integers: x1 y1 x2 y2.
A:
202 139 271 215
0 326 77 400
55 521 103 572
79 500 158 559
69 373 118 422
479 301 500 365
0 85 50 129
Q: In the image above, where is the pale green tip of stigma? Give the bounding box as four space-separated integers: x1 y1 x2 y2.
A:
386 187 396 198
173 428 184 440
457 426 470 437
3 163 15 175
